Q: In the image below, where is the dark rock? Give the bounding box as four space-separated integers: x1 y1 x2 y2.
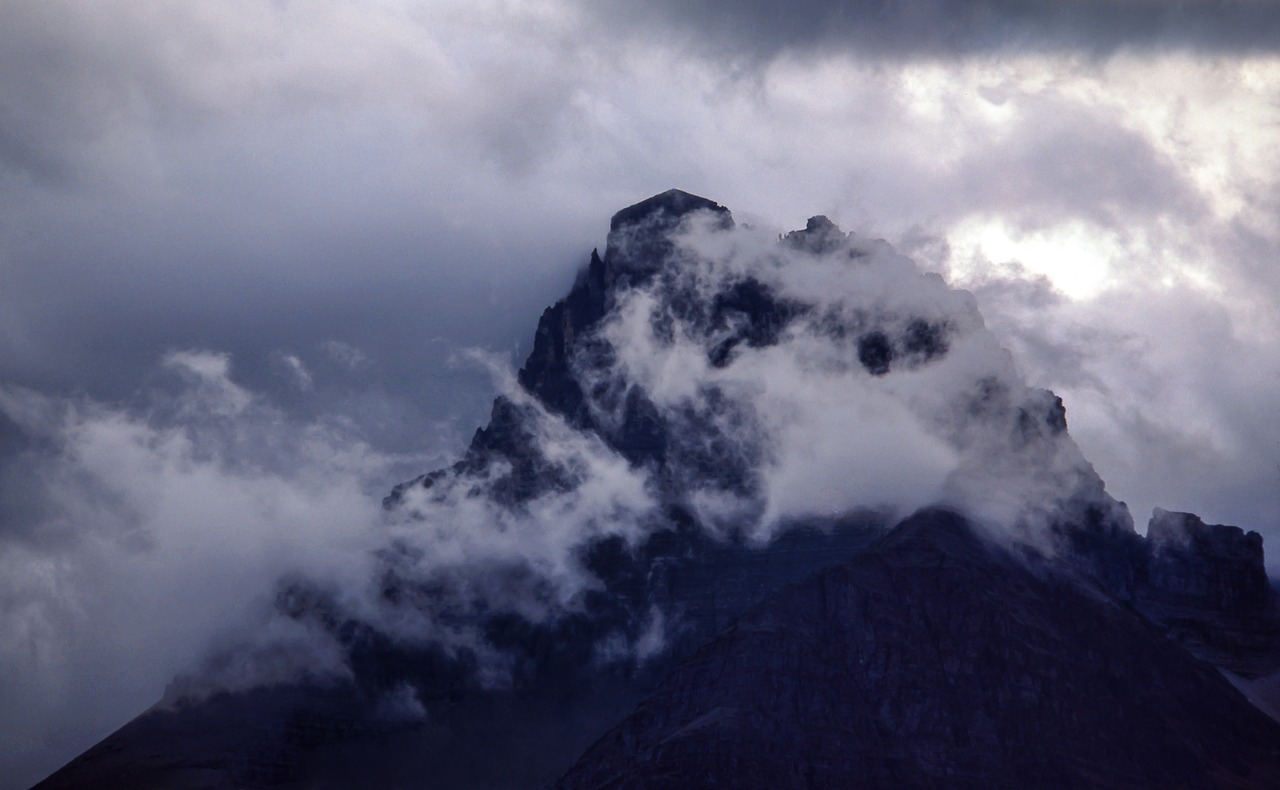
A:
612 387 667 465
857 330 894 375
1016 389 1070 444
608 189 730 235
516 248 610 426
1054 503 1280 677
903 317 948 360
381 469 446 509
33 685 370 790
706 277 806 368
35 514 885 790
457 396 576 505
603 189 732 283
501 191 736 475
1044 392 1068 433
782 215 848 255
558 509 1280 790
1136 509 1280 676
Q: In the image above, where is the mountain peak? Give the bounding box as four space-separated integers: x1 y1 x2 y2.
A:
871 506 997 564
608 189 731 232
783 213 850 254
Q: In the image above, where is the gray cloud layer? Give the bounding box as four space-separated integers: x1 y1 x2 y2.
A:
590 0 1280 59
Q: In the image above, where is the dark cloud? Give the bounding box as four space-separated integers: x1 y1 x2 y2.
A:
588 0 1280 60
0 179 568 453
0 3 653 455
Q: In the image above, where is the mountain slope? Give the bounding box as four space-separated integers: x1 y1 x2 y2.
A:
558 509 1280 789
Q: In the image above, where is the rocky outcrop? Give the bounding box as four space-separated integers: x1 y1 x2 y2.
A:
558 510 1280 789
518 190 730 423
1145 508 1270 610
782 214 848 255
1136 509 1280 676
603 189 732 281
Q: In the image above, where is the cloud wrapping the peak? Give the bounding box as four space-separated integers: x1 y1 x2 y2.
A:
581 215 1125 539
374 377 660 638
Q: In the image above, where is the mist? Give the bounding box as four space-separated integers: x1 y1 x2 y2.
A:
0 353 412 785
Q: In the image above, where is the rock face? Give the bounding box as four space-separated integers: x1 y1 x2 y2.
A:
558 509 1280 790
33 190 1280 789
1136 509 1280 676
1145 508 1271 612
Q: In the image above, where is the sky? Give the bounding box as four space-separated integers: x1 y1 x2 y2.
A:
2 0 1280 786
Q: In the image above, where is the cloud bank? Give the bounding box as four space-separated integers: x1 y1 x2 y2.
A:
0 352 412 787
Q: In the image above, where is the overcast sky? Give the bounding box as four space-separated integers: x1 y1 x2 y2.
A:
3 1 1280 786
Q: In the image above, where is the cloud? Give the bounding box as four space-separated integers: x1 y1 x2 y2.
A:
580 215 1124 542
585 0 1280 61
0 339 661 787
0 0 613 450
0 353 423 788
276 352 314 391
320 340 371 371
359 350 661 659
969 269 1280 557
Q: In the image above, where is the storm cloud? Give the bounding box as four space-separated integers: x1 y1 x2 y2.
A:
588 0 1280 59
3 1 1280 787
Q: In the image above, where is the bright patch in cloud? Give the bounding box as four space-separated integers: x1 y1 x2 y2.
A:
948 219 1119 299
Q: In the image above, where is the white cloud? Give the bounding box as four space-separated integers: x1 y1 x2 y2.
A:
278 352 314 391
589 218 1120 542
0 359 419 786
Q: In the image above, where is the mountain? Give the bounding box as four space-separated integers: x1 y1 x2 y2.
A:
34 190 1280 788
558 509 1280 789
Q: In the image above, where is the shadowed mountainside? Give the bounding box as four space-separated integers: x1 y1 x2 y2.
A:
558 509 1280 789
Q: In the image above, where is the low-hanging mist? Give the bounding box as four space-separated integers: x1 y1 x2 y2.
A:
0 351 419 785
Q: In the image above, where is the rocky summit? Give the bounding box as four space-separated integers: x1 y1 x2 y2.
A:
35 191 1280 788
